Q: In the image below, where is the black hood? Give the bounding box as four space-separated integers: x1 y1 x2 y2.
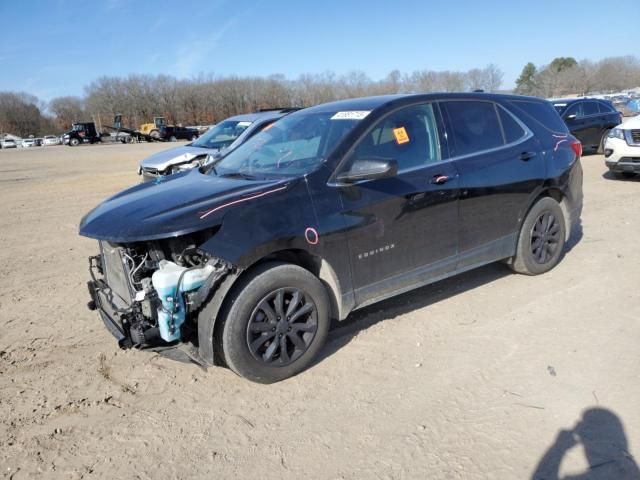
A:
79 169 291 243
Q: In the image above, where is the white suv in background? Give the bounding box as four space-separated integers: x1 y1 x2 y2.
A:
604 116 640 178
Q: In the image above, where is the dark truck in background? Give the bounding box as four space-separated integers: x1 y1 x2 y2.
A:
62 122 101 146
159 125 199 142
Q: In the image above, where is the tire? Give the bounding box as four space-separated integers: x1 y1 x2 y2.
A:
191 135 198 141
510 197 566 275
218 262 330 383
169 135 177 142
124 135 133 144
69 137 80 147
597 129 610 154
150 130 160 139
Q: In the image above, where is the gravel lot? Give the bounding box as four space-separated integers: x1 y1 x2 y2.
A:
1 142 639 479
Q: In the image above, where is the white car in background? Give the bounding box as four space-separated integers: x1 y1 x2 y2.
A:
1 138 18 149
604 115 640 178
21 138 36 148
43 135 60 146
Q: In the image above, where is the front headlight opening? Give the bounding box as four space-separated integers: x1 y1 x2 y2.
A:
608 128 625 140
175 159 201 172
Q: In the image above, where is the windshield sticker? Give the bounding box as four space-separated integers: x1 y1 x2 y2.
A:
237 121 252 127
393 127 410 145
330 111 371 120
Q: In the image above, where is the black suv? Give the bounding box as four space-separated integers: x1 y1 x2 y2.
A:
552 98 622 152
80 93 583 383
159 125 199 142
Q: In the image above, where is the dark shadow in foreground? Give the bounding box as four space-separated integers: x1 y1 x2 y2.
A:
532 408 640 480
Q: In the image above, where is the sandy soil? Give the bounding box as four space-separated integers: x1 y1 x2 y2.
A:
1 142 639 479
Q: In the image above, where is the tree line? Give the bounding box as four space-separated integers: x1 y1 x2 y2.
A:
0 65 503 137
515 55 640 98
2 56 639 138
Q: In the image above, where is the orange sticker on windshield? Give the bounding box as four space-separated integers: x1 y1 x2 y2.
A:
393 127 409 144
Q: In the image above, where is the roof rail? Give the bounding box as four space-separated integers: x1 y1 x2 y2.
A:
257 107 301 113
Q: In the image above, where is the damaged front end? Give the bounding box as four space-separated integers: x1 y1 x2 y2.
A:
86 235 232 353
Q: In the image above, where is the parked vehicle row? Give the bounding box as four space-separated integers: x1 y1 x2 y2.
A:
551 98 622 152
1 135 62 149
81 92 584 383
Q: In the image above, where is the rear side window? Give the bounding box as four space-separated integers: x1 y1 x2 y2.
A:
442 101 503 157
597 102 615 113
582 102 599 116
509 100 569 133
498 107 526 144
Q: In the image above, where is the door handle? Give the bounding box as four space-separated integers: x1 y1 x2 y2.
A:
430 174 451 185
520 151 537 161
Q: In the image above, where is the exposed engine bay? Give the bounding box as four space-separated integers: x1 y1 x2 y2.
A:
87 234 232 351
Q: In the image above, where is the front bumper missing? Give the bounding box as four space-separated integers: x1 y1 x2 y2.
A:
87 279 131 348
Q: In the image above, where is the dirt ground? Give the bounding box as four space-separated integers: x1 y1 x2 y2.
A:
1 142 639 479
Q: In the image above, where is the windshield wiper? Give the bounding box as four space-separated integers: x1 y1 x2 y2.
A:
217 171 259 180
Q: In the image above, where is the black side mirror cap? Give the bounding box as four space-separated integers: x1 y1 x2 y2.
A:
336 157 398 184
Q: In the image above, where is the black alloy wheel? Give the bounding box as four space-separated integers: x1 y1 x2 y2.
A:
530 212 561 264
246 288 318 366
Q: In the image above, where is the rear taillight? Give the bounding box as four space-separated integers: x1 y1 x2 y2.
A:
570 139 582 158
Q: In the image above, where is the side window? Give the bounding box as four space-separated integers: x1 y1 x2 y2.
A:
582 101 599 116
443 101 503 157
498 107 526 144
351 103 441 171
597 102 614 113
564 103 583 118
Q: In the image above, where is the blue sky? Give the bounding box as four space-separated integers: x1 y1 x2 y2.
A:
0 0 637 101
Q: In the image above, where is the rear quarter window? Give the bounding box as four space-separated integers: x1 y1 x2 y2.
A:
497 107 526 143
597 102 615 113
508 100 569 134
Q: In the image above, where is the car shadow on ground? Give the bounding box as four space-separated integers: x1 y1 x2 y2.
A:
601 170 640 182
317 225 584 367
531 407 640 479
316 262 513 366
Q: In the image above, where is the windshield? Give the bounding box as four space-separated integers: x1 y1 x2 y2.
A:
192 120 253 150
210 110 365 179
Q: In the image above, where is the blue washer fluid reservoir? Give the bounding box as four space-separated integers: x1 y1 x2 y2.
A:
151 260 214 342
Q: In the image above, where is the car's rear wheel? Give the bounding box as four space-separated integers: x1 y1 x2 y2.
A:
150 130 160 139
169 135 177 142
510 197 566 275
191 135 198 141
218 262 330 383
597 129 610 154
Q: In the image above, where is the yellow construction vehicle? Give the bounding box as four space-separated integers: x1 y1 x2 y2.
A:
139 117 167 139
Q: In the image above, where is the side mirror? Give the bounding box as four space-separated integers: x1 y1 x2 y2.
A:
336 157 398 184
565 114 577 121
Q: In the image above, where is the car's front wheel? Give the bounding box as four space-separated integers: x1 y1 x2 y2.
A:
218 262 330 383
598 129 611 154
510 197 566 275
69 138 80 147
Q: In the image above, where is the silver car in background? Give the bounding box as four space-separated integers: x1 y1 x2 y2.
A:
138 108 298 182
